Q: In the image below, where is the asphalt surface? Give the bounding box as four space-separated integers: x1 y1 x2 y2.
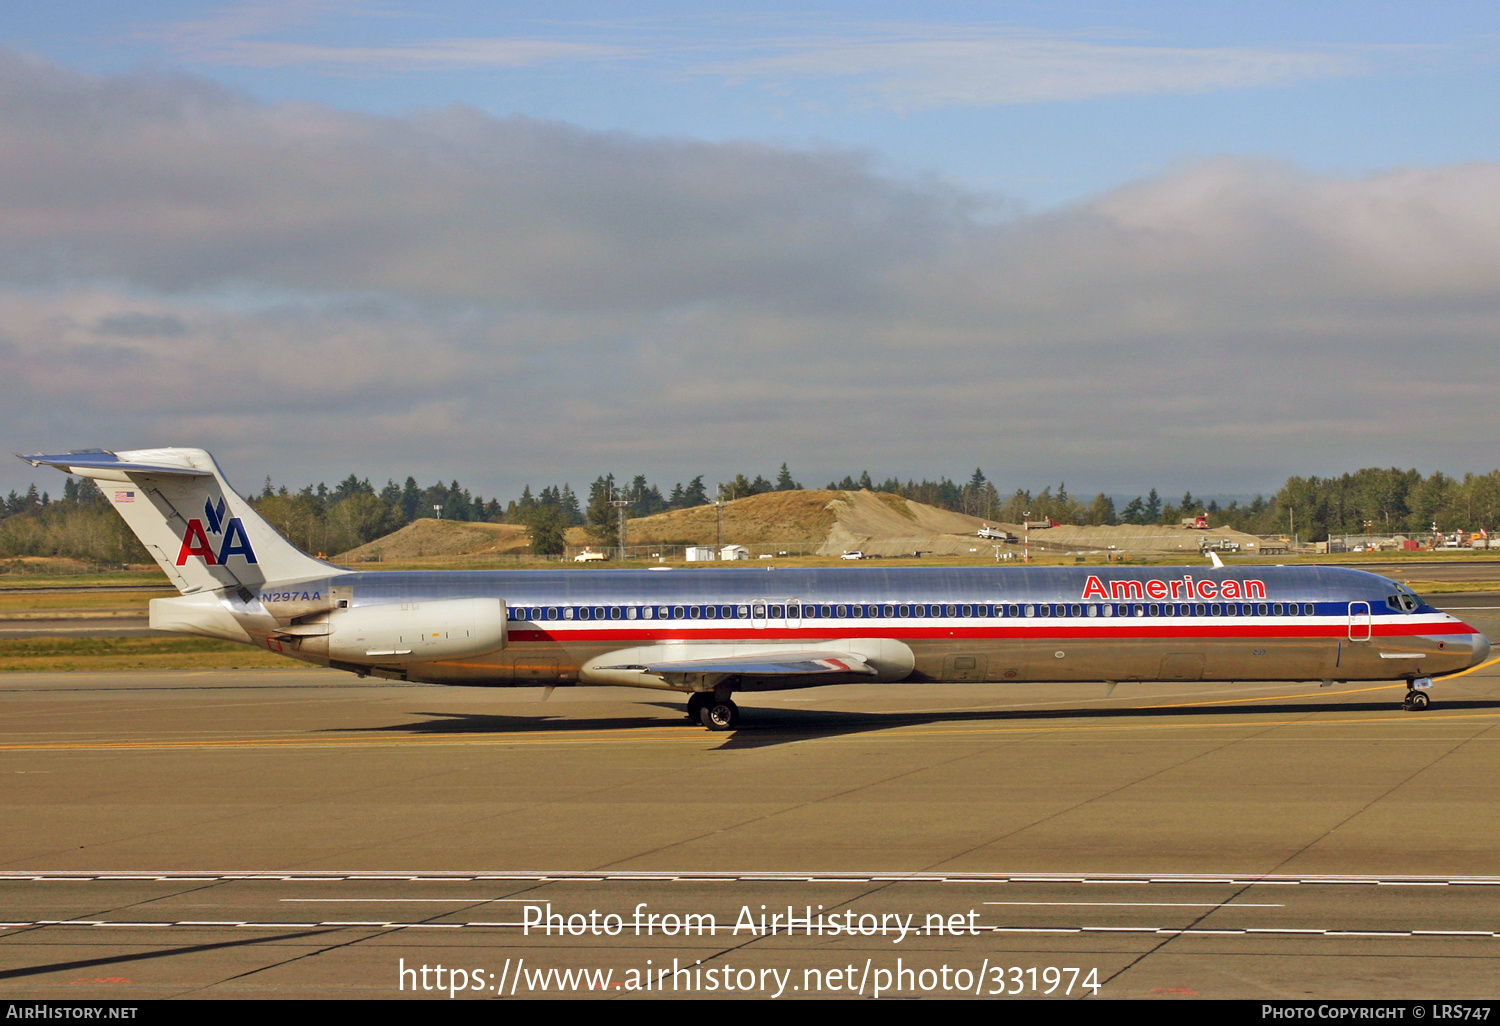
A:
0 598 1497 999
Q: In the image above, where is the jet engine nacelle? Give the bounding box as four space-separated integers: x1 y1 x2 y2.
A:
300 597 507 666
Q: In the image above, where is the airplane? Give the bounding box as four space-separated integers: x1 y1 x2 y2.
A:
19 447 1492 730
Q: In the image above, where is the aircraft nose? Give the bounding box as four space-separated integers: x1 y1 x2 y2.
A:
1471 631 1492 667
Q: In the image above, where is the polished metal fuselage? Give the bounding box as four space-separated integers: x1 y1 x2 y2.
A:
253 565 1490 692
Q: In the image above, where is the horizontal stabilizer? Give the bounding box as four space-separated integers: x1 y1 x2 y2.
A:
20 450 211 478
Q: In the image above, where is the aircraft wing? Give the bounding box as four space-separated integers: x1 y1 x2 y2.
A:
600 651 878 681
582 638 914 689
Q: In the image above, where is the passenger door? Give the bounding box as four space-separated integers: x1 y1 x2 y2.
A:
1347 601 1372 642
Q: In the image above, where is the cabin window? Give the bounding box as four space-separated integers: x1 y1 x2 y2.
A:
852 605 865 618
564 607 574 619
610 607 621 620
1305 603 1315 615
1103 604 1114 617
821 605 833 617
673 605 685 619
705 605 718 619
1050 604 1063 618
1272 603 1283 615
1086 605 1097 617
836 605 848 617
1258 603 1269 616
1148 604 1160 617
1008 604 1020 617
1024 605 1035 617
898 605 910 617
946 604 958 617
1071 604 1082 617
788 604 801 618
739 605 750 618
770 605 784 618
961 604 973 617
626 607 638 620
689 606 701 618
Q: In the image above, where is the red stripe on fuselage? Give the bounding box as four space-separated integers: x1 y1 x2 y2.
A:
507 620 1476 644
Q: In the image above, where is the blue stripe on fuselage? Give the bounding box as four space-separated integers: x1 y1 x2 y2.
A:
320 565 1412 611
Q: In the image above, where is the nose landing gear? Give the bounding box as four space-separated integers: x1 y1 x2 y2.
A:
1403 678 1433 712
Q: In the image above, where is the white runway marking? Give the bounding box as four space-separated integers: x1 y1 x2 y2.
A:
2 920 1496 939
7 871 1500 885
983 901 1284 907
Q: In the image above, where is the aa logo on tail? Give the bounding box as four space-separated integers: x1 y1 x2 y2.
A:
175 497 258 566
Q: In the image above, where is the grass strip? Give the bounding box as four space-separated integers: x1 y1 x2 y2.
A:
0 636 294 672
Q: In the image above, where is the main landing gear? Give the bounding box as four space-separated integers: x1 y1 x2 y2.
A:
685 691 739 731
1403 678 1433 712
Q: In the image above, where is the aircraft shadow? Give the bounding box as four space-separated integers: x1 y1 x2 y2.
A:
328 694 1500 751
694 697 1500 750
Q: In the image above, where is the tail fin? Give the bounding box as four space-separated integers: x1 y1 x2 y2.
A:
19 447 344 594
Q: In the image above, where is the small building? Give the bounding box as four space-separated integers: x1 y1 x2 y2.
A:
719 545 749 561
685 546 716 562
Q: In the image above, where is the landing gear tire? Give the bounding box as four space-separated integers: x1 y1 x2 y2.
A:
699 700 739 731
685 692 710 723
1404 690 1430 712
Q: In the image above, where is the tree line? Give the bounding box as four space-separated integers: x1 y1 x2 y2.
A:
5 464 1500 565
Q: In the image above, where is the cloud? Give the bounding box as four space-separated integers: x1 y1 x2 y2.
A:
142 6 1364 108
144 1 634 70
697 30 1365 110
1 52 1498 496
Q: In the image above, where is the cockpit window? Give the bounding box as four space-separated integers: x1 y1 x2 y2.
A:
1388 585 1420 613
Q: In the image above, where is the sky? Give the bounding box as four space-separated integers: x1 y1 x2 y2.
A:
3 2 1499 502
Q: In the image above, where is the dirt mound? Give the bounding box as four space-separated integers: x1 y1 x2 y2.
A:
337 519 530 561
819 491 994 556
610 490 842 546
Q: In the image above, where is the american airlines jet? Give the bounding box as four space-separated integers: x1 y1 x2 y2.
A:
20 448 1492 730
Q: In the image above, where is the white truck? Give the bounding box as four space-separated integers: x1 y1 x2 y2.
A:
977 524 1016 542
